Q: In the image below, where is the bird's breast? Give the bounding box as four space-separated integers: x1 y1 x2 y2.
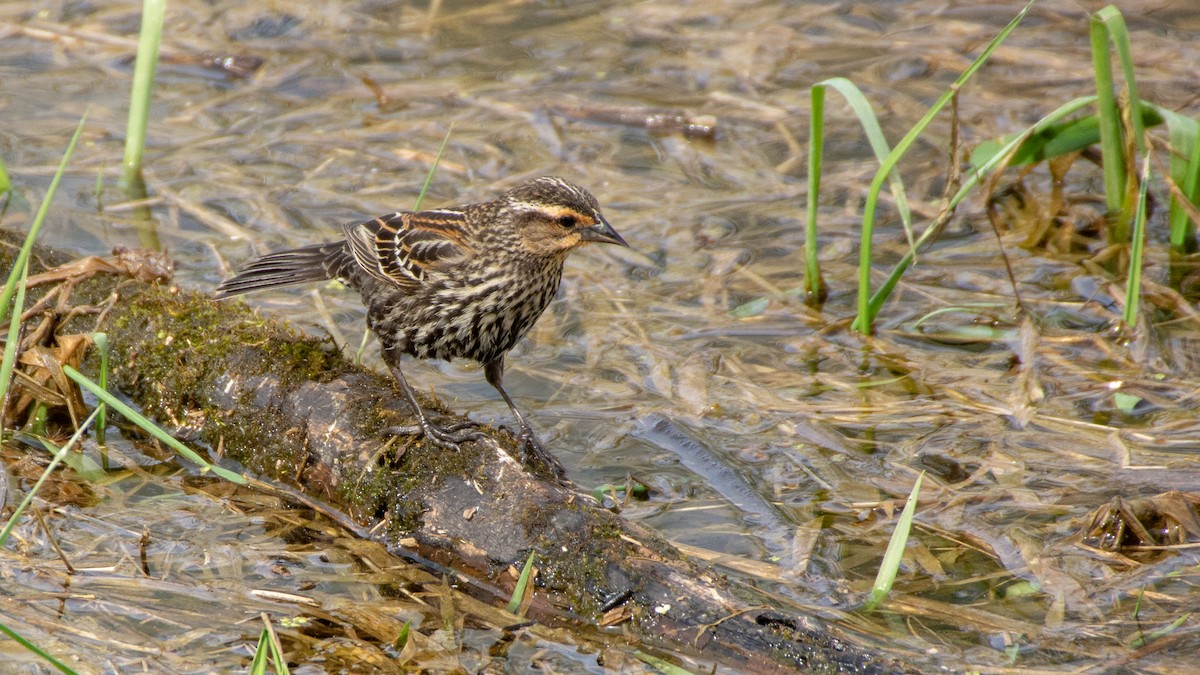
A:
366 260 566 364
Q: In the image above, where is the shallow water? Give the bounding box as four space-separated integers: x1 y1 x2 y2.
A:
5 0 1200 670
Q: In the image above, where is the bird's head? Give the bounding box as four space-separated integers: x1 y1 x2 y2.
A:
501 176 627 257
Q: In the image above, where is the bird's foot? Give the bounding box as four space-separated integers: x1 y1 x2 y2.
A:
386 418 487 452
515 426 566 483
387 418 566 482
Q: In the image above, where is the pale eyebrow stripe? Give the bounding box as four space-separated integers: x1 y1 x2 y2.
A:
507 202 592 219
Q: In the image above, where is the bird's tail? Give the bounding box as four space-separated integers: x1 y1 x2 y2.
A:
214 242 348 298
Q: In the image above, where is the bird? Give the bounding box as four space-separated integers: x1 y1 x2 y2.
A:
214 176 628 479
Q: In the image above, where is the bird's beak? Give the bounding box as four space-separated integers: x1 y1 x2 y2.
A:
579 213 629 247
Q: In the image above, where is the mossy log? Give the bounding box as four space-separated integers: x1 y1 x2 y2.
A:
4 232 909 674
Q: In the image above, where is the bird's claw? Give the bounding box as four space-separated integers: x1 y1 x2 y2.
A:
386 419 487 452
387 419 565 482
516 426 566 482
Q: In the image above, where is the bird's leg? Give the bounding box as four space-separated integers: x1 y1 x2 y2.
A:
484 359 565 481
385 360 486 452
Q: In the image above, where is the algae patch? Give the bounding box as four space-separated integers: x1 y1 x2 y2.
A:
107 287 349 476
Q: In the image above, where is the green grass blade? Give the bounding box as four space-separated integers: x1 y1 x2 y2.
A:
970 106 1163 168
866 96 1099 320
354 328 371 366
1090 4 1147 244
851 0 1034 333
864 471 924 610
412 122 454 211
267 623 290 675
393 620 411 650
0 259 28 417
1174 136 1200 253
1090 12 1124 224
0 153 11 195
506 551 536 615
249 628 270 675
353 127 456 364
121 0 165 191
806 77 915 304
32 433 107 482
125 172 161 250
1132 586 1145 620
0 113 88 323
93 332 110 444
0 620 78 675
63 365 249 484
1123 153 1152 326
249 620 290 675
953 97 1098 208
1094 6 1144 149
803 83 826 302
0 407 101 548
816 78 915 248
0 113 87 425
1150 104 1200 252
971 115 1105 168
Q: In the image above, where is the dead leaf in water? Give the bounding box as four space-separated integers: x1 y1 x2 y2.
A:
7 335 93 429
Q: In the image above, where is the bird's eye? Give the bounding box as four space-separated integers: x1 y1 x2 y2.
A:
556 214 577 228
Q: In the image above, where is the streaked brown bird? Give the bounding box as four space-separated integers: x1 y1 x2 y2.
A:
215 176 627 478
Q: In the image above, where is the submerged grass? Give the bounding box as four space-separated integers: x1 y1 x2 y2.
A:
633 651 694 675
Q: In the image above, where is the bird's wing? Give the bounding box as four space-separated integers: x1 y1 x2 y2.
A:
344 209 473 287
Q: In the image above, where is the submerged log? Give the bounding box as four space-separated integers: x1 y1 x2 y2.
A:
4 231 909 673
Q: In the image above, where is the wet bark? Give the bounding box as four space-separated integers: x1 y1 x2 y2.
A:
4 232 910 674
